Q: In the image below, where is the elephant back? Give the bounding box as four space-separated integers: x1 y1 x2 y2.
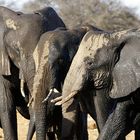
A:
35 7 66 31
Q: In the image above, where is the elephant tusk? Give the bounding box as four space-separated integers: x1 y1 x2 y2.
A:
42 89 53 103
42 88 60 103
27 97 33 107
53 88 60 93
20 79 25 97
54 90 78 106
51 96 63 104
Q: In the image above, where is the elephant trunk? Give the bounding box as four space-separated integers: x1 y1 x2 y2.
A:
32 43 50 140
32 63 50 140
56 61 86 105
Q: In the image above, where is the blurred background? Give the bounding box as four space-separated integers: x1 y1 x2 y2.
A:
0 0 140 30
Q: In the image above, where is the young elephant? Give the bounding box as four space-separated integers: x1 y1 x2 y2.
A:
55 28 140 140
32 24 97 139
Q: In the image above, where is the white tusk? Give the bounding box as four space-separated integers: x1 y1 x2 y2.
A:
55 100 62 106
42 89 53 103
42 88 60 103
51 96 62 103
27 97 33 107
54 90 78 105
53 88 60 93
20 79 25 97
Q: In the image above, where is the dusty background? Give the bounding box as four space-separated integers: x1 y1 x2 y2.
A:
0 113 134 140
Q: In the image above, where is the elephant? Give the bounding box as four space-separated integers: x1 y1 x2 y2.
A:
54 28 140 140
0 6 65 140
96 31 140 139
31 24 98 140
0 62 30 140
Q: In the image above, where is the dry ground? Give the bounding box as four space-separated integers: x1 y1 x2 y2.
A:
0 113 134 140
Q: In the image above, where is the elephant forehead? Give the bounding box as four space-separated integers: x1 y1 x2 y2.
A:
67 32 110 75
74 33 109 63
5 18 19 30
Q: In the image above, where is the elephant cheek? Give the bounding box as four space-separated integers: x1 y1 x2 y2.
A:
94 71 110 89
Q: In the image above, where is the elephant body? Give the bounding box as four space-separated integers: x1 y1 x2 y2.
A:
0 6 65 140
32 24 96 140
58 28 140 139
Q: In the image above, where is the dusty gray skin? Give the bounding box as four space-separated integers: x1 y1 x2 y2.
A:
0 6 65 140
55 28 140 140
32 24 99 140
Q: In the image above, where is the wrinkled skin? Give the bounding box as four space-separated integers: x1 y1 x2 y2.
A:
57 29 114 140
0 61 30 140
32 24 97 140
0 6 65 140
98 35 140 140
58 28 140 140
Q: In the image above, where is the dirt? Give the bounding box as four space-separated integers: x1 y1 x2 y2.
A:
0 113 134 140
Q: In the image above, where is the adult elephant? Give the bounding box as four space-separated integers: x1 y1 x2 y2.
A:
32 24 97 140
0 6 65 140
54 28 140 140
97 31 140 139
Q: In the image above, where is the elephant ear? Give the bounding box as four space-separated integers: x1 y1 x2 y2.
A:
110 38 140 99
0 20 11 75
0 46 11 75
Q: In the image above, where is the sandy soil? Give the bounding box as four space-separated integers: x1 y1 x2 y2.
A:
0 113 134 140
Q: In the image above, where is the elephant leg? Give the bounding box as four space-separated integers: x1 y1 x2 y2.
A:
15 87 30 120
0 77 17 140
1 108 17 140
132 112 140 140
62 98 78 140
76 108 88 140
94 89 114 131
98 99 132 140
27 107 35 140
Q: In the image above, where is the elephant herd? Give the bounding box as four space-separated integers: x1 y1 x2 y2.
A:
0 5 140 140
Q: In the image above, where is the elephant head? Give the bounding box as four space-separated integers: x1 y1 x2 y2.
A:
48 27 140 139
47 24 99 93
55 28 140 105
0 6 65 88
32 24 103 107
